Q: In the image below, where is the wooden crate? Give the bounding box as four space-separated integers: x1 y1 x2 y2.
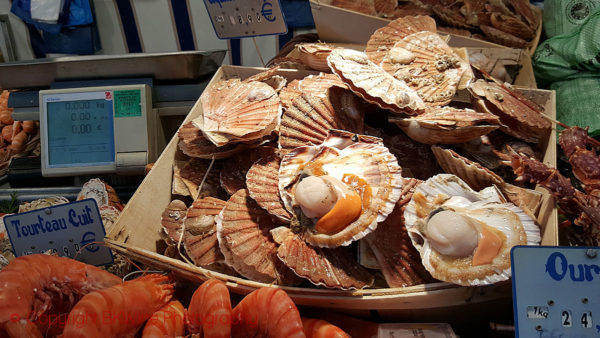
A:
106 65 557 316
309 0 543 56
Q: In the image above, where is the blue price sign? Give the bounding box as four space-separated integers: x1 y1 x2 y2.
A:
4 199 113 266
512 246 600 337
203 0 287 39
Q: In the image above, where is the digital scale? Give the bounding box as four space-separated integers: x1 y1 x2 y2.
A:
39 85 154 177
512 246 600 337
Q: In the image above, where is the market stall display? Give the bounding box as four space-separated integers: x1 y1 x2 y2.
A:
106 16 558 318
309 0 543 54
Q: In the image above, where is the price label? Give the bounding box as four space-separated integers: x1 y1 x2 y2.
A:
512 246 600 337
4 199 113 266
203 0 287 39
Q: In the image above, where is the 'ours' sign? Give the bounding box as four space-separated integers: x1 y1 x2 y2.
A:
546 252 600 282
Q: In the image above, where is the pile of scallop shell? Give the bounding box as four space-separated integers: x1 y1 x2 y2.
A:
330 0 539 48
165 16 550 289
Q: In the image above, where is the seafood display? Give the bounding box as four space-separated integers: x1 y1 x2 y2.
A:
161 15 554 292
328 0 540 48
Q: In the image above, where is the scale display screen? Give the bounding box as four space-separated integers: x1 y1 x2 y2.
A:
46 98 115 168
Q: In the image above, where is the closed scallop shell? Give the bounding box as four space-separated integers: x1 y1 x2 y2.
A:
431 146 543 217
296 43 335 72
469 79 550 143
219 146 277 195
178 122 255 159
18 196 70 213
327 48 426 114
380 31 472 106
246 152 292 222
278 90 364 154
365 15 437 65
331 0 377 16
279 132 403 248
183 197 227 266
194 79 281 147
365 187 434 287
374 0 398 17
432 5 472 29
77 178 123 210
480 25 529 48
490 13 535 41
388 106 500 144
216 189 302 285
279 79 302 110
161 200 188 246
403 174 541 286
179 158 223 199
272 227 374 290
431 145 504 191
298 73 348 97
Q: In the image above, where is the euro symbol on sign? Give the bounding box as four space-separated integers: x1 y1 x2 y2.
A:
81 231 99 253
261 2 276 22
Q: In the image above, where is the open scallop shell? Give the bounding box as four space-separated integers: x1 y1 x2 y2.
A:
365 15 437 65
388 106 500 144
380 31 472 106
469 79 551 143
183 197 226 266
403 174 541 286
216 189 301 285
194 79 281 147
327 48 426 114
278 90 364 154
365 194 434 287
296 43 335 72
179 158 223 199
279 131 403 248
480 25 528 48
271 227 374 290
219 146 277 195
246 152 292 222
178 122 255 159
431 145 542 217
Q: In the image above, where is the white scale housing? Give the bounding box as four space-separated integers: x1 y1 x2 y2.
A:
39 85 156 177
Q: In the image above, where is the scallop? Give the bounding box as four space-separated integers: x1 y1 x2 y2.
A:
279 131 403 248
365 15 437 65
271 227 374 290
193 79 281 147
216 189 302 285
388 106 500 144
403 174 541 286
327 48 426 114
178 122 256 159
183 197 227 266
296 43 335 72
246 152 292 222
380 31 473 106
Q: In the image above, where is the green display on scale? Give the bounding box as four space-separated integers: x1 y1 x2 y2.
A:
46 99 115 167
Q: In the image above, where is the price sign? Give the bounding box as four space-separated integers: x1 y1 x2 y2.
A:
512 246 600 337
4 199 113 266
203 0 287 39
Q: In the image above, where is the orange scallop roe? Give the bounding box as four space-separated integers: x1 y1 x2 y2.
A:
315 190 362 235
342 173 372 209
472 224 504 266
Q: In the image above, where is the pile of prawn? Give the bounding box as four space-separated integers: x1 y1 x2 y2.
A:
0 90 38 175
0 254 350 337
